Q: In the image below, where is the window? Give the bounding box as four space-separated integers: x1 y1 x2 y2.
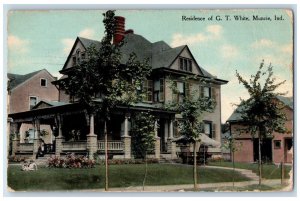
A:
143 80 153 102
29 96 37 110
154 79 164 102
72 48 86 66
173 81 191 103
179 57 193 72
200 86 216 99
40 78 47 87
274 140 281 149
203 121 216 139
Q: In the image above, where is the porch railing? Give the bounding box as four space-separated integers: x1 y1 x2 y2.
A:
19 143 34 152
62 141 87 151
98 140 123 151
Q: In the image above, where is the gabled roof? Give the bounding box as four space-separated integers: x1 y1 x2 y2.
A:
32 100 68 110
227 96 293 122
8 69 43 90
60 33 221 81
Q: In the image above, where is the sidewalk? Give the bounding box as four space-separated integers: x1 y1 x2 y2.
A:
78 179 286 192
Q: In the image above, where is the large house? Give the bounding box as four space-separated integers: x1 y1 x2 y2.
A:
8 16 228 160
226 96 293 164
8 69 59 147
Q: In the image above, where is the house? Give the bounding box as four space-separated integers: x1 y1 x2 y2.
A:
8 16 228 160
8 69 59 146
226 96 293 164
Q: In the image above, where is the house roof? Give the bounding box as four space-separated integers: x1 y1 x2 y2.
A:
227 96 293 122
8 69 43 90
32 100 68 110
62 33 221 81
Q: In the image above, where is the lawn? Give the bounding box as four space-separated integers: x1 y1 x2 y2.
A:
207 161 292 179
7 163 250 191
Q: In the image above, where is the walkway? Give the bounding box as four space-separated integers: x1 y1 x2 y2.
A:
78 179 287 192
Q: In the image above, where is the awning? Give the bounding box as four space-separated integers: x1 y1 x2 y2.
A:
173 133 221 151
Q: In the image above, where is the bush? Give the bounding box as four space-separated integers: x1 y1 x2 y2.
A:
47 153 95 168
8 156 27 163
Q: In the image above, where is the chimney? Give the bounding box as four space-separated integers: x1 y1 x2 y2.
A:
125 29 134 34
113 16 125 44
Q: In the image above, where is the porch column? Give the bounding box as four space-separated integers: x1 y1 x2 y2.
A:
122 114 131 159
55 115 64 157
33 118 41 158
10 121 20 156
87 114 98 159
154 120 160 159
167 119 177 159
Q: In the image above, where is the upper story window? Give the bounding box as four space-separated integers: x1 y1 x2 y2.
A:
179 57 192 72
29 96 38 110
143 80 153 102
200 86 216 99
40 78 47 87
173 81 191 103
154 79 164 102
72 48 86 66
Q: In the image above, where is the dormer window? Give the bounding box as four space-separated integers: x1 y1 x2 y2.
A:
179 57 192 72
72 48 85 66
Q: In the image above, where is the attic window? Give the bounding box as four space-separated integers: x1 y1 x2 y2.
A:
40 78 47 87
179 57 192 72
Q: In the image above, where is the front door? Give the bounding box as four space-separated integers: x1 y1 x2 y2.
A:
284 138 293 163
253 138 272 163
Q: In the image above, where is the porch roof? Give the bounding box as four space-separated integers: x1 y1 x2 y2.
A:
8 101 176 123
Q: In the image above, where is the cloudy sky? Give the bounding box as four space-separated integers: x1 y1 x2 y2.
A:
7 9 293 122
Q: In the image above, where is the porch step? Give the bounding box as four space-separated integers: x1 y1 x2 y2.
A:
159 155 176 164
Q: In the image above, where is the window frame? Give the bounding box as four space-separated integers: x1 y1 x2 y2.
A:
179 57 193 72
203 121 213 138
40 78 47 87
29 96 38 110
274 140 281 149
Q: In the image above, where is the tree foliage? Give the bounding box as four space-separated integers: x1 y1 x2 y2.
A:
60 10 151 117
236 60 287 137
131 111 156 159
167 76 216 142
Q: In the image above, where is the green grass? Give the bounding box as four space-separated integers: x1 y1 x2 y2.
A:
7 163 250 191
208 161 292 179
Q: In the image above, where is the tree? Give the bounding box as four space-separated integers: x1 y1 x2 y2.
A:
222 133 242 188
235 60 287 186
167 76 216 189
130 111 156 190
60 10 151 191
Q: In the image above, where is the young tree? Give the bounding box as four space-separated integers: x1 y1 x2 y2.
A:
60 10 151 191
167 76 216 189
130 111 156 190
222 134 242 188
236 60 287 185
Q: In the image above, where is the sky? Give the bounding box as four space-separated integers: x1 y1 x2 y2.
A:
7 9 293 122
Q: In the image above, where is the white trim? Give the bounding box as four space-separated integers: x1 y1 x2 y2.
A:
40 78 47 87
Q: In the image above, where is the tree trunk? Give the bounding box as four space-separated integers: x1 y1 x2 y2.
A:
142 151 148 191
232 149 235 188
193 142 198 190
104 120 108 191
258 132 262 186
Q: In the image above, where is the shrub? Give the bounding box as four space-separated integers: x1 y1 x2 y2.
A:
8 156 27 163
97 158 159 165
47 153 95 168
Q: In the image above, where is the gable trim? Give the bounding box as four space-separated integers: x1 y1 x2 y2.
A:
168 45 204 75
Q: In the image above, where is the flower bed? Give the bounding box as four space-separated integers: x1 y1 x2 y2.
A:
47 153 95 168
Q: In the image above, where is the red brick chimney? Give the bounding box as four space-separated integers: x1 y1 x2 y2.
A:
113 16 125 44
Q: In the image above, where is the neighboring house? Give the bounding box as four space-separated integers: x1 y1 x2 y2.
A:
8 69 59 144
226 96 293 164
9 16 227 159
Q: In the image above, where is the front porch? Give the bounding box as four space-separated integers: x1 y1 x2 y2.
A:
9 102 178 160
